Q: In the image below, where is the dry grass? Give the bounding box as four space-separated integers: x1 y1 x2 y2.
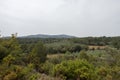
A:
88 45 107 50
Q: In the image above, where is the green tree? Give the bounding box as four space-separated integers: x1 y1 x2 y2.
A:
30 41 47 63
0 45 8 62
3 54 15 66
2 34 21 53
29 41 47 71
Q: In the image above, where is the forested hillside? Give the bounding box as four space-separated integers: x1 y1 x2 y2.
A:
0 34 120 80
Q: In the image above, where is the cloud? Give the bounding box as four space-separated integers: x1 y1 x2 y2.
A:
0 0 120 37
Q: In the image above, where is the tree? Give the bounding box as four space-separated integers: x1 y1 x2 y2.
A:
30 42 47 63
1 34 22 55
28 41 47 72
3 54 15 66
0 45 8 62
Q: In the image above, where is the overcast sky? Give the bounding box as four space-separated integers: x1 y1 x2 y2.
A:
0 0 120 37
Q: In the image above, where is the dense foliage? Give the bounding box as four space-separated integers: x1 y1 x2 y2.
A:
0 35 120 80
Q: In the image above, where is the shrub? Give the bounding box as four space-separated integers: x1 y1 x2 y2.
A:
54 59 96 80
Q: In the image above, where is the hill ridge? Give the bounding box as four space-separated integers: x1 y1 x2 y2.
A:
20 34 76 38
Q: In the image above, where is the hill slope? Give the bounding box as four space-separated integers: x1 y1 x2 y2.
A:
21 34 76 38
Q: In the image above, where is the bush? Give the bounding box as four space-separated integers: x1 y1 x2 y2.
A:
0 45 8 61
3 71 17 80
41 61 54 75
54 59 96 80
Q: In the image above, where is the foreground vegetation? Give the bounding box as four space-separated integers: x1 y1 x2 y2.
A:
0 34 120 80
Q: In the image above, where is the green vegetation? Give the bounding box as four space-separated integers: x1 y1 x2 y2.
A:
0 34 120 80
54 59 95 80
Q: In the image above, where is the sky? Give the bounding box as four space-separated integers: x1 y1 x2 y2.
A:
0 0 120 37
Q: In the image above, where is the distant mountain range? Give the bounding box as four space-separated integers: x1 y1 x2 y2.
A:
20 34 76 38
